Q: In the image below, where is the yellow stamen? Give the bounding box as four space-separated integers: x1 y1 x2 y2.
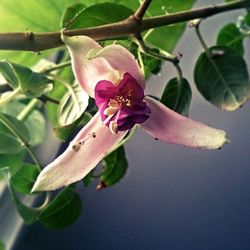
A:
104 106 119 116
109 121 118 134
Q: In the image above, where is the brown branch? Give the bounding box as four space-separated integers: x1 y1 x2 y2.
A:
0 0 249 52
134 0 153 20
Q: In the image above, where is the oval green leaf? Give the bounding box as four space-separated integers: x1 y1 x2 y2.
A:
160 77 192 116
216 23 244 56
194 46 250 111
39 185 82 229
99 146 128 189
0 60 53 97
11 163 40 194
63 3 133 30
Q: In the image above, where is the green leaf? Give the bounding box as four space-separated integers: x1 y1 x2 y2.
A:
9 183 38 224
39 185 82 230
62 3 133 30
0 113 30 153
1 101 45 146
100 146 128 188
54 112 92 141
0 0 77 65
0 241 5 250
46 67 74 126
145 0 197 53
58 81 89 126
0 60 53 97
217 23 244 56
61 3 86 29
0 151 25 175
194 46 250 111
0 132 23 154
11 163 40 194
160 77 192 116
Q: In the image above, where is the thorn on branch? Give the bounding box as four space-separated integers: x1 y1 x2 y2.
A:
134 0 153 21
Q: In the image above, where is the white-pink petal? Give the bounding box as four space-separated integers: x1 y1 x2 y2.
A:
61 34 118 97
141 97 227 149
32 113 127 191
93 44 145 89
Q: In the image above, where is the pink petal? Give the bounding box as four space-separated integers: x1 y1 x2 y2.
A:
32 113 127 191
141 97 227 149
61 35 119 97
93 45 145 89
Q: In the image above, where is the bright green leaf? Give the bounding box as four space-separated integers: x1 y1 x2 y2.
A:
61 3 86 29
0 60 53 97
100 146 128 188
39 185 82 230
11 163 40 194
63 3 133 30
145 0 197 53
160 77 192 116
217 23 244 56
194 46 250 111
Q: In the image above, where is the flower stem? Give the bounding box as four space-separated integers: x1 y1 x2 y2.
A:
0 87 21 108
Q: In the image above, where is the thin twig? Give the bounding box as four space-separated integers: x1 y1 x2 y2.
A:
134 0 153 20
0 0 248 52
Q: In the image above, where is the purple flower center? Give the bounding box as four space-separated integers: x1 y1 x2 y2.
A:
94 73 151 134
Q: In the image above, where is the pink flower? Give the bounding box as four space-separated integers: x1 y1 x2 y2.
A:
32 35 227 192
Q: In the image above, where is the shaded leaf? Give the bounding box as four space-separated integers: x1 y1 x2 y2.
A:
194 46 250 111
58 81 89 126
1 101 46 146
39 185 82 230
217 23 244 56
9 182 38 224
0 60 53 97
99 146 128 188
11 163 40 194
160 77 192 116
0 132 23 154
54 112 92 141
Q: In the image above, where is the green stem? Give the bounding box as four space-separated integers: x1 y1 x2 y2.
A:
194 24 211 56
137 49 146 77
41 61 71 74
17 99 40 121
0 87 21 108
0 113 41 168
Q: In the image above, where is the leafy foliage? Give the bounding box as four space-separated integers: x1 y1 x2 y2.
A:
194 46 250 111
100 146 128 188
160 78 192 116
39 185 82 229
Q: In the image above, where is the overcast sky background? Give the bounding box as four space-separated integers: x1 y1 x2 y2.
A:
10 0 250 249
